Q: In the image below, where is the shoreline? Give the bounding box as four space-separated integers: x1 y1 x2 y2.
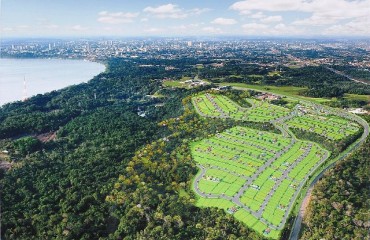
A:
0 58 106 106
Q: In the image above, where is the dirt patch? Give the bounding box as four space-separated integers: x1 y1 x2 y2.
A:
0 153 12 170
301 191 312 217
37 131 57 143
0 160 12 170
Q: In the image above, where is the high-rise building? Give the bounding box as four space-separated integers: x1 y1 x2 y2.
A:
187 41 192 47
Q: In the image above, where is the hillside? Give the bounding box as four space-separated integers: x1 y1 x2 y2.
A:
0 58 368 240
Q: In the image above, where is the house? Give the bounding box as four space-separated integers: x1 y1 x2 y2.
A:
256 92 281 101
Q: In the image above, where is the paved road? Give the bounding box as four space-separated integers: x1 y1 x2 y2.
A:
229 85 370 239
289 116 369 240
326 67 370 86
192 86 369 237
257 144 312 217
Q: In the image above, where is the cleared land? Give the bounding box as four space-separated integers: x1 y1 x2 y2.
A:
193 127 329 239
192 93 290 122
286 114 360 141
190 93 362 239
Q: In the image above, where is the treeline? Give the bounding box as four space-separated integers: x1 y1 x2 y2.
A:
289 125 363 155
282 66 370 97
331 65 370 82
107 95 268 239
0 58 201 239
300 116 370 240
198 62 370 99
0 58 269 239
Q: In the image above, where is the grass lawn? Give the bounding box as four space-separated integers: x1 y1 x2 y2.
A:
190 92 361 239
192 93 290 122
286 114 360 141
344 93 370 103
192 126 329 239
219 82 336 104
163 80 188 88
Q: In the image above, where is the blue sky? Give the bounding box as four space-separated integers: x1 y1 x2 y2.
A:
1 0 370 37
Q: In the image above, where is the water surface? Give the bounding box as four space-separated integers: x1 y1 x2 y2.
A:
0 58 105 106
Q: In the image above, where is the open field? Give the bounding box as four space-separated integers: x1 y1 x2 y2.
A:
344 93 370 102
220 83 334 104
192 126 329 239
191 91 364 239
286 114 360 141
220 83 307 97
162 80 190 89
192 93 290 122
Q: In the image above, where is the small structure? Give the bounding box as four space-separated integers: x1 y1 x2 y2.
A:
348 108 368 114
256 92 281 101
227 206 239 214
218 85 232 91
263 228 271 235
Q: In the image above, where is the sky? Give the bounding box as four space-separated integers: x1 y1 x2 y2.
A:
1 0 370 38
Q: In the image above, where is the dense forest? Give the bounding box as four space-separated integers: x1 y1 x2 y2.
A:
300 116 370 240
199 62 370 99
0 58 368 240
0 58 267 239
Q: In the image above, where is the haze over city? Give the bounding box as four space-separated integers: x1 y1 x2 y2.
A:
1 0 370 38
1 1 369 240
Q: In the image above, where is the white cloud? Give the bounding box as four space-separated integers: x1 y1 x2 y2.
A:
272 23 304 35
170 23 201 30
323 17 370 36
144 27 164 33
292 2 370 27
98 11 139 24
231 0 303 13
250 12 265 19
242 22 304 36
211 17 237 25
191 8 211 15
143 4 186 19
71 25 88 31
202 26 223 34
260 15 283 24
45 24 59 29
232 0 370 35
231 0 370 24
143 4 209 19
242 23 269 34
18 25 30 29
2 27 13 32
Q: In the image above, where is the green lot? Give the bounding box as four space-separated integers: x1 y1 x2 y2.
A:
190 92 362 239
192 126 329 239
192 93 290 122
286 114 360 141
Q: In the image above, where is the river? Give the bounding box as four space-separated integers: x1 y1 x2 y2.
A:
0 58 105 106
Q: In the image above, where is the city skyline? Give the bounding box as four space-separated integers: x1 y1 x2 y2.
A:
1 0 370 38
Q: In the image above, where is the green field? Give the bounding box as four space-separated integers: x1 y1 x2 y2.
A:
219 83 334 104
192 93 290 122
286 114 360 141
192 126 329 239
162 80 189 88
189 92 364 239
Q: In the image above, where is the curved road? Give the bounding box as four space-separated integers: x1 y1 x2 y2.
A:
194 85 369 239
228 85 369 239
325 67 370 86
289 113 369 240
